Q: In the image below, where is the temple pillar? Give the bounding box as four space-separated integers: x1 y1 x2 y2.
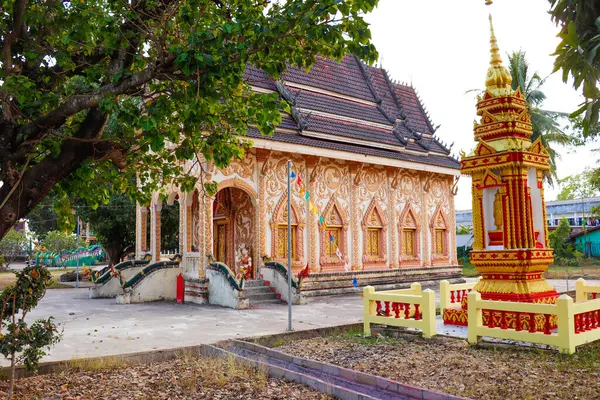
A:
256 149 270 262
179 193 185 255
140 205 148 256
306 156 319 272
388 168 399 268
350 163 362 270
150 201 162 262
448 177 458 265
420 173 431 267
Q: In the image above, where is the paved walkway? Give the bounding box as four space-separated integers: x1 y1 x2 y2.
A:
14 278 600 366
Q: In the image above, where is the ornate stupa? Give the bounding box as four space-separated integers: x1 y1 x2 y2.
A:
444 16 559 326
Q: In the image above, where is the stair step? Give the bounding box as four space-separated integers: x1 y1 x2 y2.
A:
243 280 266 288
244 293 278 301
250 299 284 305
243 286 272 294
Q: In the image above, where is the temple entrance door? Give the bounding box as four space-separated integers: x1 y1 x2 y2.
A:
212 186 257 279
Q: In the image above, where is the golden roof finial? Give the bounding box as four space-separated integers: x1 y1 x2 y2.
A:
485 14 513 96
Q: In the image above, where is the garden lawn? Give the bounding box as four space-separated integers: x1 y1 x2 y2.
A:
273 330 600 400
0 269 76 289
7 356 332 400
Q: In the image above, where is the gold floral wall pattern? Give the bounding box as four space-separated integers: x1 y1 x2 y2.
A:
232 188 255 268
219 151 256 181
430 205 450 264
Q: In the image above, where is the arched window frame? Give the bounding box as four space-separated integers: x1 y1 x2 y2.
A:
430 206 449 264
270 195 305 268
399 204 421 266
362 198 388 267
319 197 349 270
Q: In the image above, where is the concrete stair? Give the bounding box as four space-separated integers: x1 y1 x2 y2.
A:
243 280 283 305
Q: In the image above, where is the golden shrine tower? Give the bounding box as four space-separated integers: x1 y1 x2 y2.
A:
444 16 559 326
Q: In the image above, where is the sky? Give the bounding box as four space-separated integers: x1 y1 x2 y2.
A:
365 0 597 210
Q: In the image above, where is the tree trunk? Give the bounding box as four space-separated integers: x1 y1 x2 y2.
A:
0 109 111 240
7 352 14 399
106 245 123 267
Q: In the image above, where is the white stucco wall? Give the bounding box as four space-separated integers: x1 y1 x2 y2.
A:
206 269 249 309
116 268 180 304
260 267 305 305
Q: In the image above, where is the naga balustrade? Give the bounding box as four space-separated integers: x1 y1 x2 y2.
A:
576 278 600 302
439 278 480 312
363 283 436 338
467 291 600 354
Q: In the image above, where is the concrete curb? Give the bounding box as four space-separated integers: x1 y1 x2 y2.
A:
227 340 468 400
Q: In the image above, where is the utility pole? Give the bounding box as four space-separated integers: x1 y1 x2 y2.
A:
76 214 80 288
287 160 293 332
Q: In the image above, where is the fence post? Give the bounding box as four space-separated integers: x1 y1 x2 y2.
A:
410 282 422 294
467 291 482 345
556 294 576 354
363 286 375 336
421 289 436 338
440 280 449 311
576 278 586 303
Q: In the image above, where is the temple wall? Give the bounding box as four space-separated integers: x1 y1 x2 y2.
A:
138 149 459 277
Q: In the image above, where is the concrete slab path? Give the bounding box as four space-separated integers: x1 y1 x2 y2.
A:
11 277 600 366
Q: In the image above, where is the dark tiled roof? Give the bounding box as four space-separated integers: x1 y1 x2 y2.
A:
246 128 460 170
291 88 391 126
241 55 458 170
282 56 376 102
302 114 399 146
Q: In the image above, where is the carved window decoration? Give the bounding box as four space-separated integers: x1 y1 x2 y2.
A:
319 198 348 270
270 195 305 267
399 205 420 265
430 207 449 263
362 198 387 267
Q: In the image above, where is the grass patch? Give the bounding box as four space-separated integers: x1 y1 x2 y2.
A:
47 280 73 289
70 355 126 372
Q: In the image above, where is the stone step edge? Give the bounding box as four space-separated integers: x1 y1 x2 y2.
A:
204 344 381 400
225 340 467 400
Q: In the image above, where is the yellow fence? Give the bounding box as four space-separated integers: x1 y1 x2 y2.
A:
467 289 600 354
576 278 600 303
440 278 480 311
363 283 436 338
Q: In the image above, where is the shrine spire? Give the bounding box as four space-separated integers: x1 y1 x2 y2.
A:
485 14 512 96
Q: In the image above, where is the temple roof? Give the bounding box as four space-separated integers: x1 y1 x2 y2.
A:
242 55 460 171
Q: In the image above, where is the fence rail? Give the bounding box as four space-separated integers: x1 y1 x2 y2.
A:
363 283 436 338
467 291 600 354
576 278 600 302
440 278 480 311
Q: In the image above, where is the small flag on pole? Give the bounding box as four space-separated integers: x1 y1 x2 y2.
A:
335 247 343 260
352 277 358 288
290 171 296 178
297 174 303 186
319 215 324 224
328 232 335 243
344 262 350 272
305 192 310 200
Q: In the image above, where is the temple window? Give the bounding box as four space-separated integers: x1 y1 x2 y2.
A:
324 227 342 257
434 228 445 256
366 228 382 257
270 195 305 267
276 225 297 260
403 229 416 256
400 207 419 260
430 209 448 261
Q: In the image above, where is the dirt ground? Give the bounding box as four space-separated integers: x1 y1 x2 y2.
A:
7 356 332 400
274 331 600 400
0 269 75 290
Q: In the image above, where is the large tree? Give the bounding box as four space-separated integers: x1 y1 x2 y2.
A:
550 0 600 136
0 0 379 240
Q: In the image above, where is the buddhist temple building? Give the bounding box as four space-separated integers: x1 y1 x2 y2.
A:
134 55 462 302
